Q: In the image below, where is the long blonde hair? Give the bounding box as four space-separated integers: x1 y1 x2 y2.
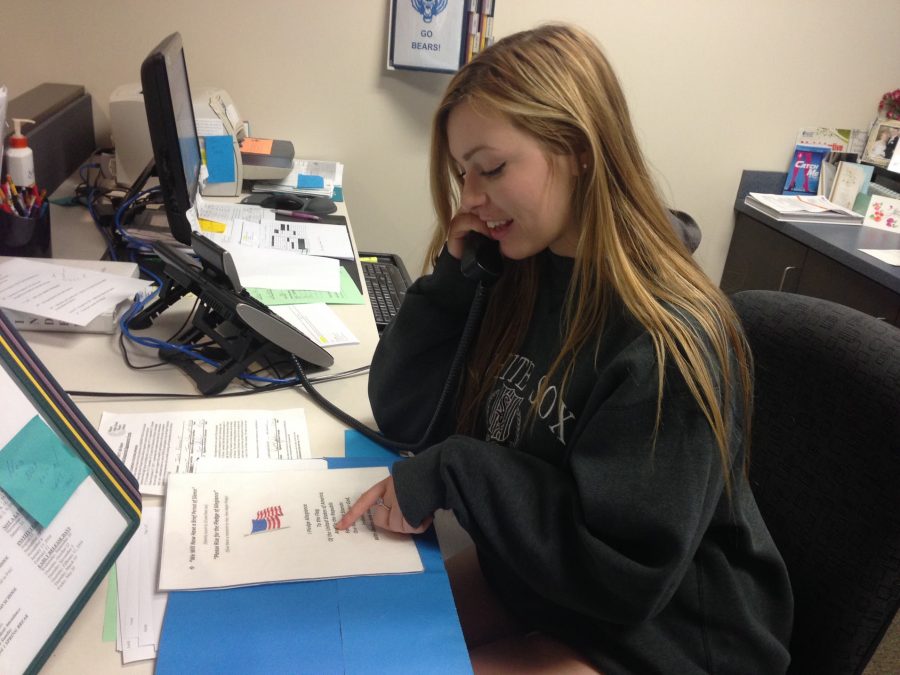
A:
427 24 753 493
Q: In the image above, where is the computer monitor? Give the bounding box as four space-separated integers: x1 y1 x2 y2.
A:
139 32 201 246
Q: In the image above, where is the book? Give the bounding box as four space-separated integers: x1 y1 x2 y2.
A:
817 151 859 197
745 192 864 224
783 144 831 196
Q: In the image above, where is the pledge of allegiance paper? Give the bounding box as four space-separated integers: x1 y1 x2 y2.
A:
158 467 424 590
99 409 311 496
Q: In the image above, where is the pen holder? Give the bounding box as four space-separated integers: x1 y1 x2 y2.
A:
0 207 51 257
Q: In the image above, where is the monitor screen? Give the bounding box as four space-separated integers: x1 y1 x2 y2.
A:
140 32 201 245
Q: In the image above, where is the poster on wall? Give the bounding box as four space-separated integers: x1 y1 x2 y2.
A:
387 0 469 73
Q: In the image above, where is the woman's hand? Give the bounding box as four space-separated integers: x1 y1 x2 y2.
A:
446 211 491 260
335 476 433 534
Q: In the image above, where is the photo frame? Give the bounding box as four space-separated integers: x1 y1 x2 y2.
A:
861 119 900 168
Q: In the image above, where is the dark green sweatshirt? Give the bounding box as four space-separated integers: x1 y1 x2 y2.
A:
369 247 793 674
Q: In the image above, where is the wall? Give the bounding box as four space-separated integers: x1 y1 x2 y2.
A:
1 1 898 281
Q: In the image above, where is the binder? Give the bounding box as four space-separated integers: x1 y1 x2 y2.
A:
0 311 141 675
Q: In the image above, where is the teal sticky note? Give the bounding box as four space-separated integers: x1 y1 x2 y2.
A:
297 174 325 189
0 415 90 527
204 135 236 184
332 186 344 203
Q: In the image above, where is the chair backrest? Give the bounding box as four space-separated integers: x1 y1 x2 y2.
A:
731 290 900 675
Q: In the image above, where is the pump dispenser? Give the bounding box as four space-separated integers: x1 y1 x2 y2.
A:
7 118 36 187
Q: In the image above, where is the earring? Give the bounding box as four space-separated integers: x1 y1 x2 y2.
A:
582 163 588 170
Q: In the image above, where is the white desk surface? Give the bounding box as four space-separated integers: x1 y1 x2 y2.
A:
25 186 381 674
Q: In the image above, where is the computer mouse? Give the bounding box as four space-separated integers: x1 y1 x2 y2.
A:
303 196 337 215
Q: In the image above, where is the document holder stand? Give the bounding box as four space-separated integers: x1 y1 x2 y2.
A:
0 312 141 675
127 232 333 395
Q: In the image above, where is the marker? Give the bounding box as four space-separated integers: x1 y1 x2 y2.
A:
274 209 320 222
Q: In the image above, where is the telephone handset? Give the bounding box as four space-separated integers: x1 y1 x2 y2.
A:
460 231 503 285
293 231 502 454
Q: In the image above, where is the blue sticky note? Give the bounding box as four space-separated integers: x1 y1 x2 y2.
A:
0 415 90 527
204 135 236 184
297 174 325 189
332 186 344 203
343 430 398 460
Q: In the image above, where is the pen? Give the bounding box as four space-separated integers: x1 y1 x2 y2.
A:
274 209 320 222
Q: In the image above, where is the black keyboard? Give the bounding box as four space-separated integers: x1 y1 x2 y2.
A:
360 252 412 332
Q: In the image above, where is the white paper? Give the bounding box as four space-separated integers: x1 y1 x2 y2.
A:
218 245 341 292
747 192 860 216
115 506 166 663
251 159 342 197
889 149 900 174
195 457 327 473
158 468 424 590
98 408 312 496
195 194 265 225
0 259 151 326
390 0 467 72
220 219 354 260
195 118 227 137
859 248 900 266
272 302 359 347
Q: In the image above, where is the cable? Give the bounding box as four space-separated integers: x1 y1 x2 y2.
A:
291 282 491 455
65 365 370 399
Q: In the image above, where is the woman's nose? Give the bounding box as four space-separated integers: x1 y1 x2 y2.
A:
459 175 487 210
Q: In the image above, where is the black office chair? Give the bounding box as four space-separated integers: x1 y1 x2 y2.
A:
731 290 900 675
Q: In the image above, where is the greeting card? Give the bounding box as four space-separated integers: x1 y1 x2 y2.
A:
863 195 900 232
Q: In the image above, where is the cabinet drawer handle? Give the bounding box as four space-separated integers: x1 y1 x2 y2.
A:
778 266 799 292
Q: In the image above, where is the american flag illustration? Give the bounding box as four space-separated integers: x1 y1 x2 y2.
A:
250 505 284 534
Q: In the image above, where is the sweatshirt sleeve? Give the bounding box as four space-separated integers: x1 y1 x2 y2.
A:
392 333 736 625
367 247 479 444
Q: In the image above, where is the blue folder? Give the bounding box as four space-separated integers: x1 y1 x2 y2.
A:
156 437 471 674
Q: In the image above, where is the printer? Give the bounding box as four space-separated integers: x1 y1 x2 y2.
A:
110 84 293 196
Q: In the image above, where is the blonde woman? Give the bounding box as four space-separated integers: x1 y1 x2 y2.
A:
338 24 792 674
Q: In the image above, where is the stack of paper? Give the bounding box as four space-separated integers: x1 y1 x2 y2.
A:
0 258 152 333
98 408 316 495
114 507 167 664
744 192 863 224
251 159 343 198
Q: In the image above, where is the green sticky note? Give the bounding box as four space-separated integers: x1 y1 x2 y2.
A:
247 267 365 306
0 415 90 527
103 566 118 642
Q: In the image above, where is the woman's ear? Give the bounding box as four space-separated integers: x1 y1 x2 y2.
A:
577 151 590 175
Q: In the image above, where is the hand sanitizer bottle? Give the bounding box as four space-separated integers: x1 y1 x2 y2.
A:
7 118 36 187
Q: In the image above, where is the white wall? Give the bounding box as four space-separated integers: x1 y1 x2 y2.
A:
2 1 898 281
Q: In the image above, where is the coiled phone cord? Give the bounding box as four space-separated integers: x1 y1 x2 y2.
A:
291 280 492 455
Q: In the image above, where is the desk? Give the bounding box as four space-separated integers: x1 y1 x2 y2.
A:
721 170 900 326
15 182 468 674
